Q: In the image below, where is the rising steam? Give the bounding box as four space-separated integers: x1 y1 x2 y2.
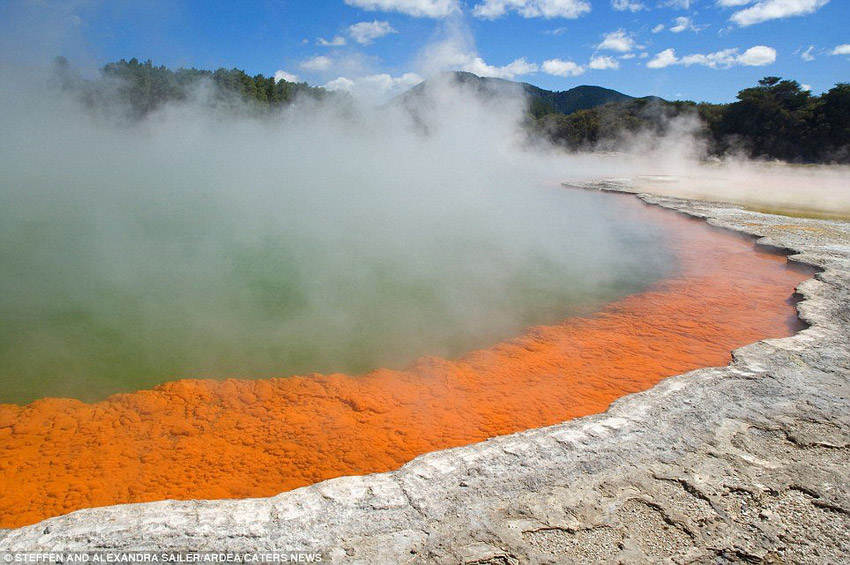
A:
0 66 675 403
3 46 847 404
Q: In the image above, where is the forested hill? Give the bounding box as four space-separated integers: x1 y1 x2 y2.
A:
524 83 636 117
54 57 333 118
395 71 641 117
534 77 850 163
52 58 849 163
394 70 849 163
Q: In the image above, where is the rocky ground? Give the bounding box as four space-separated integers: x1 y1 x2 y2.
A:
2 184 849 564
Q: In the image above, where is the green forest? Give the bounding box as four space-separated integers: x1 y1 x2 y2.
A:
54 56 333 118
535 77 850 163
56 58 849 163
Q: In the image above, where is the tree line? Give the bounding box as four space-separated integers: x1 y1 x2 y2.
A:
53 58 848 163
54 56 333 118
534 77 850 163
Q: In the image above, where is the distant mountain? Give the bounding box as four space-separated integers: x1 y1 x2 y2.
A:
523 83 635 116
394 71 657 117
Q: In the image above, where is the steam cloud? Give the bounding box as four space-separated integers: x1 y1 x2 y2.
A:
625 162 850 219
3 47 847 404
0 67 675 402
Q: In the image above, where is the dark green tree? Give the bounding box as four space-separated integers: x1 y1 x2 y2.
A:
815 83 850 159
68 57 332 118
714 77 817 161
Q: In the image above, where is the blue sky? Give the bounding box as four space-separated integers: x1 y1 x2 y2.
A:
1 0 847 102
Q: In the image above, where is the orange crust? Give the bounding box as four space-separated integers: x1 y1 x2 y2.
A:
0 202 810 528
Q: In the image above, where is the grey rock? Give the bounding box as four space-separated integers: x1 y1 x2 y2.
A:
2 183 849 564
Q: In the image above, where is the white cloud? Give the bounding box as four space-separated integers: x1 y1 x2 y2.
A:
801 45 815 61
670 16 692 32
611 0 646 11
415 22 538 80
348 20 398 45
598 29 638 52
670 16 688 32
324 72 423 99
662 0 692 8
274 70 301 83
647 45 777 68
394 72 425 89
831 44 850 55
317 36 347 47
588 55 620 69
647 48 679 68
343 0 459 17
801 83 811 91
736 45 777 65
716 0 752 5
667 16 708 32
679 48 739 67
620 52 637 59
465 56 539 79
416 23 479 73
652 24 665 32
301 55 333 72
731 0 830 26
472 0 592 19
542 26 570 35
324 77 356 91
541 58 585 76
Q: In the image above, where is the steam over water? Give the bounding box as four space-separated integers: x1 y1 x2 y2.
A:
0 70 673 404
0 67 820 529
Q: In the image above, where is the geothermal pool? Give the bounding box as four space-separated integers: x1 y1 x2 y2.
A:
0 187 671 404
0 190 812 528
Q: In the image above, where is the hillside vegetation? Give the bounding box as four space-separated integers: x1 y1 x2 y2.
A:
53 56 333 118
531 77 850 163
54 58 849 163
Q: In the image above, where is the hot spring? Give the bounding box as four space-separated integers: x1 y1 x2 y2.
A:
0 73 673 404
0 182 672 404
0 72 812 527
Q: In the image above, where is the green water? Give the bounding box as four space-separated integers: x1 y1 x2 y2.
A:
0 188 673 404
